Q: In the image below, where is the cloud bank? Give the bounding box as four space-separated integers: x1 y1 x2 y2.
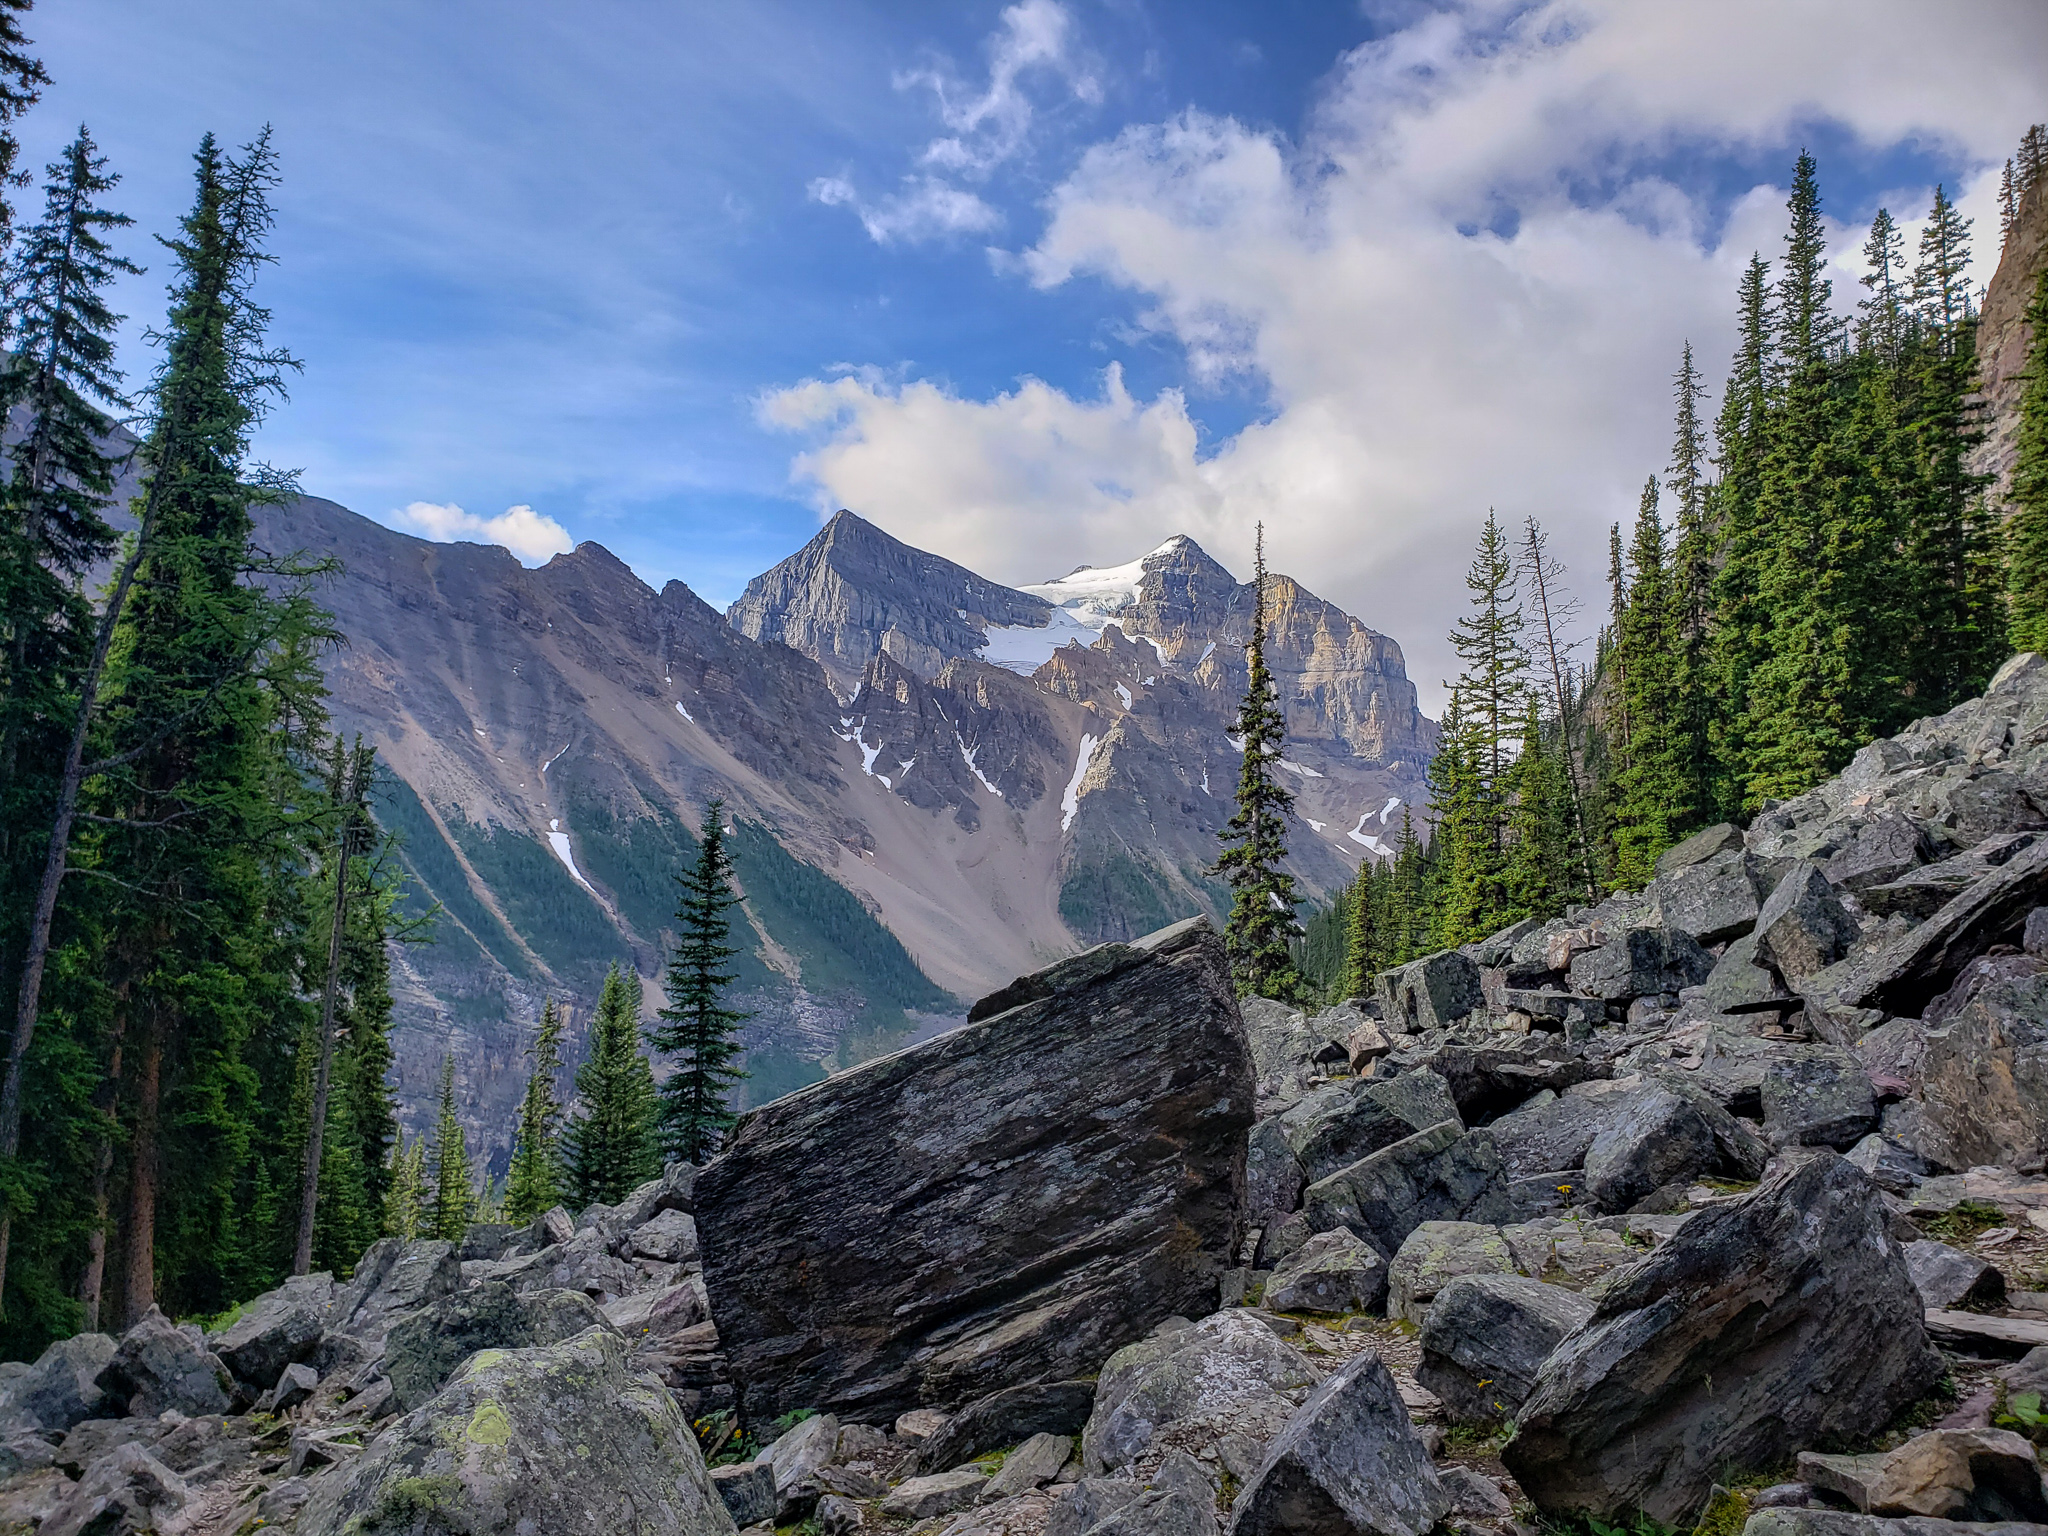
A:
768 0 2047 707
390 501 574 565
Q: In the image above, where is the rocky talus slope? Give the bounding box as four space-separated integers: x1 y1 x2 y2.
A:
7 658 2048 1534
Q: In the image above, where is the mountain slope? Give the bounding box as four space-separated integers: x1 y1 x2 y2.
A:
258 497 1436 1170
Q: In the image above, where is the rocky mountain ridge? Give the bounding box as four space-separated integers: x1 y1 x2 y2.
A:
6 654 2048 1536
249 498 1434 1170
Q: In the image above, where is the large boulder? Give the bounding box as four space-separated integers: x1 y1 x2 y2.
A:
1918 954 2048 1171
1567 925 1713 1003
95 1308 232 1418
1081 1313 1314 1475
384 1280 613 1412
0 1333 114 1434
296 1326 735 1536
1651 850 1764 946
1379 1032 1601 1123
1245 1118 1303 1224
1299 1120 1512 1262
1375 950 1483 1032
1754 862 1863 985
1762 1047 1879 1150
1490 1079 1766 1215
1385 1222 1516 1324
211 1271 333 1391
1263 1229 1386 1316
1276 1070 1460 1185
325 1236 461 1341
1504 1152 1943 1524
36 1440 189 1536
1227 1351 1447 1536
698 918 1253 1421
1417 1274 1594 1426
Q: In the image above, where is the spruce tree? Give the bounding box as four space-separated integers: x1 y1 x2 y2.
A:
1503 694 1572 920
1857 208 1908 362
0 2 47 246
1665 346 1716 832
562 964 658 1207
504 998 565 1225
382 1134 426 1242
1212 525 1304 1000
650 803 751 1164
427 1055 474 1241
1517 517 1596 902
2009 268 2048 652
1339 864 1380 999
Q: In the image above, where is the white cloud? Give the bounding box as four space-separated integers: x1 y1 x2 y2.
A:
768 0 2047 708
390 501 574 565
814 0 1098 245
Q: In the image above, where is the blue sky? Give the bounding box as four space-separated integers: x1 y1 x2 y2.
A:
28 1 2048 705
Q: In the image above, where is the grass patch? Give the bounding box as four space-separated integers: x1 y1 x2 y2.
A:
1442 1423 1509 1457
1923 1199 2010 1244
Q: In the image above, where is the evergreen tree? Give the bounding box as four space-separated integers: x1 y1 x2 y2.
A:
650 802 751 1164
2009 268 2048 652
1517 517 1597 902
1386 809 1429 964
427 1055 474 1242
1611 477 1689 885
562 964 658 1207
1665 346 1717 832
1856 208 1908 362
1339 864 1381 999
0 2 47 246
1211 525 1304 1000
1912 184 1973 344
382 1134 426 1242
503 998 566 1225
1503 693 1573 920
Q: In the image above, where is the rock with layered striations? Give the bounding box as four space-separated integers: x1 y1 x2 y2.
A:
1276 1070 1460 1185
1299 1120 1512 1262
697 917 1252 1422
1917 953 2048 1171
1417 1274 1594 1426
1081 1313 1314 1475
1375 950 1483 1032
1504 1152 1942 1524
1227 1351 1446 1536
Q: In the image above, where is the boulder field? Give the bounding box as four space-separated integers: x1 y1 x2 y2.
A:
7 655 2048 1534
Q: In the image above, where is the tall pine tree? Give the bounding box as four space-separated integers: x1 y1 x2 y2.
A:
2009 267 2048 652
650 803 750 1165
504 998 565 1225
562 964 658 1207
427 1055 474 1242
1212 525 1304 1000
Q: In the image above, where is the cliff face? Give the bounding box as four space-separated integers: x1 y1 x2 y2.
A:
726 509 1052 696
1970 171 2048 508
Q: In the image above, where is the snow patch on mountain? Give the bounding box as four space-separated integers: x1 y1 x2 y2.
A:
546 824 597 891
1061 733 1100 832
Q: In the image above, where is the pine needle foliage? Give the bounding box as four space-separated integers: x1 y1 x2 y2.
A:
2010 268 2048 652
503 999 565 1225
1212 524 1305 1001
650 802 751 1165
562 964 658 1208
426 1055 474 1242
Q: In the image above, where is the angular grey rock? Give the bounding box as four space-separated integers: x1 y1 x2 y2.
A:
1581 1084 1722 1213
1082 1312 1314 1475
1499 1217 1643 1294
915 1380 1095 1474
1440 1465 1515 1519
982 1432 1074 1500
1754 862 1862 984
1762 1047 1879 1150
1861 833 2042 921
1699 934 1790 1019
1568 926 1713 1003
297 1326 734 1536
1385 1221 1517 1323
459 1222 519 1261
602 1273 712 1349
1904 1240 2008 1311
37 1440 188 1536
1245 1117 1303 1224
766 1410 841 1520
633 1206 701 1264
1919 955 2048 1171
818 1492 865 1536
1494 989 1606 1032
1504 1152 1943 1524
1262 1229 1386 1316
1859 1427 2048 1521
1378 1032 1600 1123
1487 1090 1615 1180
1654 851 1765 946
1300 1120 1512 1261
2028 906 2048 957
882 1469 988 1519
211 1271 332 1390
713 1461 778 1527
1375 950 1484 1032
699 918 1252 1421
1837 837 2048 1019
1743 1513 2048 1536
95 1307 231 1418
1656 823 1746 877
1819 813 1930 893
325 1236 461 1342
1846 1131 1928 1194
384 1279 612 1413
1088 1457 1221 1536
260 1360 320 1414
0 1333 114 1433
1227 1351 1447 1536
1277 1069 1460 1184
1417 1273 1595 1425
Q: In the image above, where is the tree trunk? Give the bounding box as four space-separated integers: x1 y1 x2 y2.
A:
293 832 353 1275
120 1016 161 1328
